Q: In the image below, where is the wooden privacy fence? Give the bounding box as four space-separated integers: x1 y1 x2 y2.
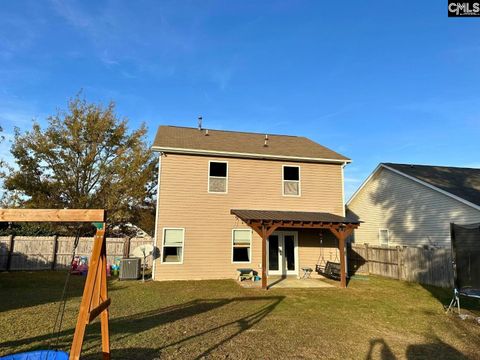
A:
348 244 454 288
0 235 153 271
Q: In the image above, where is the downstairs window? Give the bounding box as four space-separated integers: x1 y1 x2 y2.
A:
232 229 252 263
162 228 184 263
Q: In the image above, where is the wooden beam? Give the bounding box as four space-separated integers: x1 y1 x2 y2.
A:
276 223 358 230
100 240 110 360
70 226 110 360
88 298 111 324
329 226 354 288
261 225 268 290
338 235 346 288
0 209 105 223
260 222 281 290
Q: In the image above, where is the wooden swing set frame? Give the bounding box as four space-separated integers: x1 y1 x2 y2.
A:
0 209 110 360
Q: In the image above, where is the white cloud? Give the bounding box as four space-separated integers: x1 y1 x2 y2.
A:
48 0 199 76
49 0 92 29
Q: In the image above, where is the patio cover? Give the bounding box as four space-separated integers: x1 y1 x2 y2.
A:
230 209 360 289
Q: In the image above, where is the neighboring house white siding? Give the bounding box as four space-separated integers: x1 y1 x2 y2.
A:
347 167 480 247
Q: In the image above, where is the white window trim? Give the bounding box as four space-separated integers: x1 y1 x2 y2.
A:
161 227 185 264
231 228 252 264
379 228 389 247
282 165 301 197
208 160 228 194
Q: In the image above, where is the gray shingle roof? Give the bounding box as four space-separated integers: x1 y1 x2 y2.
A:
152 126 350 162
383 163 480 207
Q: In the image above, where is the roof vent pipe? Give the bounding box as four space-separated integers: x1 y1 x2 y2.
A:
198 116 202 130
205 129 209 136
264 134 269 147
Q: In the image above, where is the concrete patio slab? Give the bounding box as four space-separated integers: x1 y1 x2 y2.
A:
268 276 335 288
238 276 335 289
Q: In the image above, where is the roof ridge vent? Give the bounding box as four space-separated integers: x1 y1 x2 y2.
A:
264 134 269 147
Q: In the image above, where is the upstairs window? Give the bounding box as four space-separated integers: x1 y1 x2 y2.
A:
162 228 184 263
232 229 252 263
209 161 228 193
283 165 300 196
379 229 389 247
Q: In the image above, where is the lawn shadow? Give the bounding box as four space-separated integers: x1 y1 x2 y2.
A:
0 272 125 313
156 295 284 358
1 295 285 359
365 339 396 360
405 337 469 360
365 337 470 360
104 347 159 360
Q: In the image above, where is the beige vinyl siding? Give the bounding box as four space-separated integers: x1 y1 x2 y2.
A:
348 167 480 247
155 153 344 280
297 229 339 278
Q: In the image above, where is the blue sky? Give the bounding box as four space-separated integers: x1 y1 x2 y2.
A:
0 1 479 199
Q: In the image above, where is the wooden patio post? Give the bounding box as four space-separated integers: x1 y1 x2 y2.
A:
261 224 268 290
338 235 347 288
248 221 279 290
330 226 353 289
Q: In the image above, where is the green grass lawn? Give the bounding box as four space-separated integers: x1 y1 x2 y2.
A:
0 272 479 359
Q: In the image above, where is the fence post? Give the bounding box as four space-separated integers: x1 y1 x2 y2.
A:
6 234 14 271
123 237 131 258
51 235 59 270
397 246 402 280
365 243 370 275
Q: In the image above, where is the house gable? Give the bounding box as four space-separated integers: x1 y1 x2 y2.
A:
348 164 480 212
348 166 480 247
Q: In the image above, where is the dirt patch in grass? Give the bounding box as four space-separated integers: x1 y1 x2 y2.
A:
0 272 479 359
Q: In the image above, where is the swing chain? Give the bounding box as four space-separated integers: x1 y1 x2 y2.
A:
49 226 82 349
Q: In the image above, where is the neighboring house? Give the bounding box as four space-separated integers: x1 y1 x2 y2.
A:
111 223 151 238
347 163 480 248
151 125 359 288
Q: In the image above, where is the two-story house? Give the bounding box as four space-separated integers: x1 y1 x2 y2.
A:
151 125 359 288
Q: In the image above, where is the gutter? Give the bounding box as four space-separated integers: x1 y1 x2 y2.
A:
151 146 350 165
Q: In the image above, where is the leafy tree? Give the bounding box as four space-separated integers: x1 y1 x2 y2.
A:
3 95 157 229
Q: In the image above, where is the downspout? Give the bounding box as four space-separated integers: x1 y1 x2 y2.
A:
152 153 163 280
